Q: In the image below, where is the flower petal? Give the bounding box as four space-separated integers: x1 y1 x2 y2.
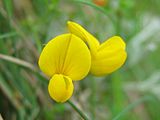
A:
91 36 127 76
38 33 91 80
67 21 100 55
48 74 73 102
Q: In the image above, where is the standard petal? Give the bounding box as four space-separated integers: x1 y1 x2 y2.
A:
62 34 91 80
91 36 127 76
38 33 91 80
67 21 100 55
38 34 70 77
48 74 74 102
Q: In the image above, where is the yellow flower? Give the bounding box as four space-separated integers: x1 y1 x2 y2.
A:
67 21 127 76
38 34 91 102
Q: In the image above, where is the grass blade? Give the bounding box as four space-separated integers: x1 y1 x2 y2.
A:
113 96 152 120
3 0 13 18
74 0 115 23
0 53 37 71
0 32 17 39
75 0 108 14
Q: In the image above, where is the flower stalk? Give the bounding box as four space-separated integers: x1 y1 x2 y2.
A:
67 100 89 120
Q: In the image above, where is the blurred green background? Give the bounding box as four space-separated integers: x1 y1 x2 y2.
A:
0 0 160 120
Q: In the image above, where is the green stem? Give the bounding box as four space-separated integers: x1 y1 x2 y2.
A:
67 100 89 120
90 76 96 120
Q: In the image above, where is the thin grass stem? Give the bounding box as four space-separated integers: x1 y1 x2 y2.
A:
0 53 37 71
113 96 152 120
67 100 89 120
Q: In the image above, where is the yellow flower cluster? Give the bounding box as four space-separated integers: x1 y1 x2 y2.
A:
38 21 127 103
